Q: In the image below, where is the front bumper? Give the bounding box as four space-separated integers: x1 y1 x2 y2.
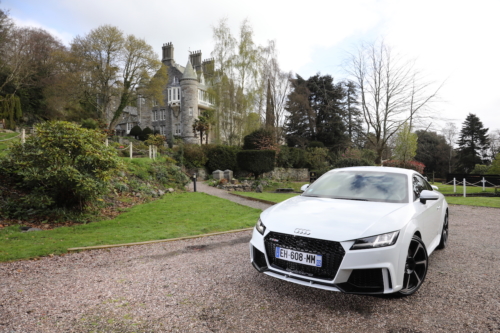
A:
250 227 402 294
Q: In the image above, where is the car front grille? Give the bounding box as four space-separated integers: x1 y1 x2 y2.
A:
264 232 345 280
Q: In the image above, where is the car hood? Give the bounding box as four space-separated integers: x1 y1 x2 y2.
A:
260 195 410 242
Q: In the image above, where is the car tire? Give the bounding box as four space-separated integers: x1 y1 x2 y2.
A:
396 235 428 297
436 212 449 250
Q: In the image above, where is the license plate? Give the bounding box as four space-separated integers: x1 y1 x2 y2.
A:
275 247 322 267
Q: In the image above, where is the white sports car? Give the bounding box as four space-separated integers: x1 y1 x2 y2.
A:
249 166 448 296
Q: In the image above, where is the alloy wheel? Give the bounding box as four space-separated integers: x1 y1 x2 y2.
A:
399 236 428 296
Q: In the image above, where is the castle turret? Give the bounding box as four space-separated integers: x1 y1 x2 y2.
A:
180 59 199 144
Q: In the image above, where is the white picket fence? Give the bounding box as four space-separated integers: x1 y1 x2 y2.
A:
442 177 497 197
105 138 159 160
4 129 160 160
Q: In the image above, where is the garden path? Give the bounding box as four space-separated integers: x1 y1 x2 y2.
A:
187 181 273 211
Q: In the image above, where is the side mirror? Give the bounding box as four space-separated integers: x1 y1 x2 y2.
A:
300 184 310 192
420 190 439 204
431 185 439 190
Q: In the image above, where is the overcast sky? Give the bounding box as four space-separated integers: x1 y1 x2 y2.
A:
3 0 500 134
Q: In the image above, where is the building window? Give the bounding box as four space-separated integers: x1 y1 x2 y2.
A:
162 109 166 120
189 107 193 117
175 124 181 135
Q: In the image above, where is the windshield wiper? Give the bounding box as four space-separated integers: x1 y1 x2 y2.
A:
335 197 369 201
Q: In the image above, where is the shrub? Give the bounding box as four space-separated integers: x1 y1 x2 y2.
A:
383 160 425 174
237 150 276 179
181 144 208 169
333 157 374 169
206 145 240 172
471 164 490 175
243 128 273 150
81 118 99 129
307 141 325 148
129 125 142 139
0 121 122 214
487 153 500 175
277 146 308 168
140 127 153 141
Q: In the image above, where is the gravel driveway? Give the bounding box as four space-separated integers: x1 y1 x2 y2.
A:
1 204 499 333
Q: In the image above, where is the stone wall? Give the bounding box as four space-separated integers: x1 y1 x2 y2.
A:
262 168 309 181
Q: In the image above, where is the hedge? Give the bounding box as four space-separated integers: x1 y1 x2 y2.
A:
206 145 240 172
237 150 276 179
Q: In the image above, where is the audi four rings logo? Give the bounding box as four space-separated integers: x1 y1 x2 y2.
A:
294 228 311 235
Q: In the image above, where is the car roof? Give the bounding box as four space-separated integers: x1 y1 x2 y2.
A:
327 166 420 176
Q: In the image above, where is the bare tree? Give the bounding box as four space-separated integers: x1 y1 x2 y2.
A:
442 121 458 173
344 41 442 163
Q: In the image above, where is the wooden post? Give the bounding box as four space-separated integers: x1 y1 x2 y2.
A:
149 145 152 159
453 178 456 193
130 142 133 160
482 177 486 192
21 129 25 144
105 138 108 147
463 178 466 197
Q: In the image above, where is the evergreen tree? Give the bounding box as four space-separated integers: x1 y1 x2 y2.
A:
456 113 489 173
284 75 312 148
284 74 347 150
415 130 451 177
342 80 363 146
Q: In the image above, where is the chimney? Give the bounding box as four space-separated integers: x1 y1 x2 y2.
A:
189 50 202 72
162 42 174 66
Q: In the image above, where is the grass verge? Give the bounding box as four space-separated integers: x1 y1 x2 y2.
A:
236 191 500 208
234 192 298 203
432 183 497 195
0 192 261 262
445 196 500 208
262 181 308 192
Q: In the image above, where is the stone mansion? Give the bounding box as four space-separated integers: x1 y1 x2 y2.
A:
113 42 214 144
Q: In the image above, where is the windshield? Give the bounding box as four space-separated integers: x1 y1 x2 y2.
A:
302 171 409 203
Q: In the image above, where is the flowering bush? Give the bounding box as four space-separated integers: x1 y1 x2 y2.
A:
383 160 425 174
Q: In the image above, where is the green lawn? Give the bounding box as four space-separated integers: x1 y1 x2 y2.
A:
0 132 20 156
234 192 298 203
263 181 309 192
236 190 500 209
0 192 261 262
445 196 500 208
432 183 496 195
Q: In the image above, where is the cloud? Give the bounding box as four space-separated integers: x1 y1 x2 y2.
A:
4 0 500 131
11 16 74 45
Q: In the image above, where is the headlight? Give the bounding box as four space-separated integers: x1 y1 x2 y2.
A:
255 218 266 235
351 231 399 250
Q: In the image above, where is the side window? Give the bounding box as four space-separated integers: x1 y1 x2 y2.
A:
422 177 432 191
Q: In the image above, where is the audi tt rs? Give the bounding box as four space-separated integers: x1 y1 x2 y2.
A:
249 166 449 296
